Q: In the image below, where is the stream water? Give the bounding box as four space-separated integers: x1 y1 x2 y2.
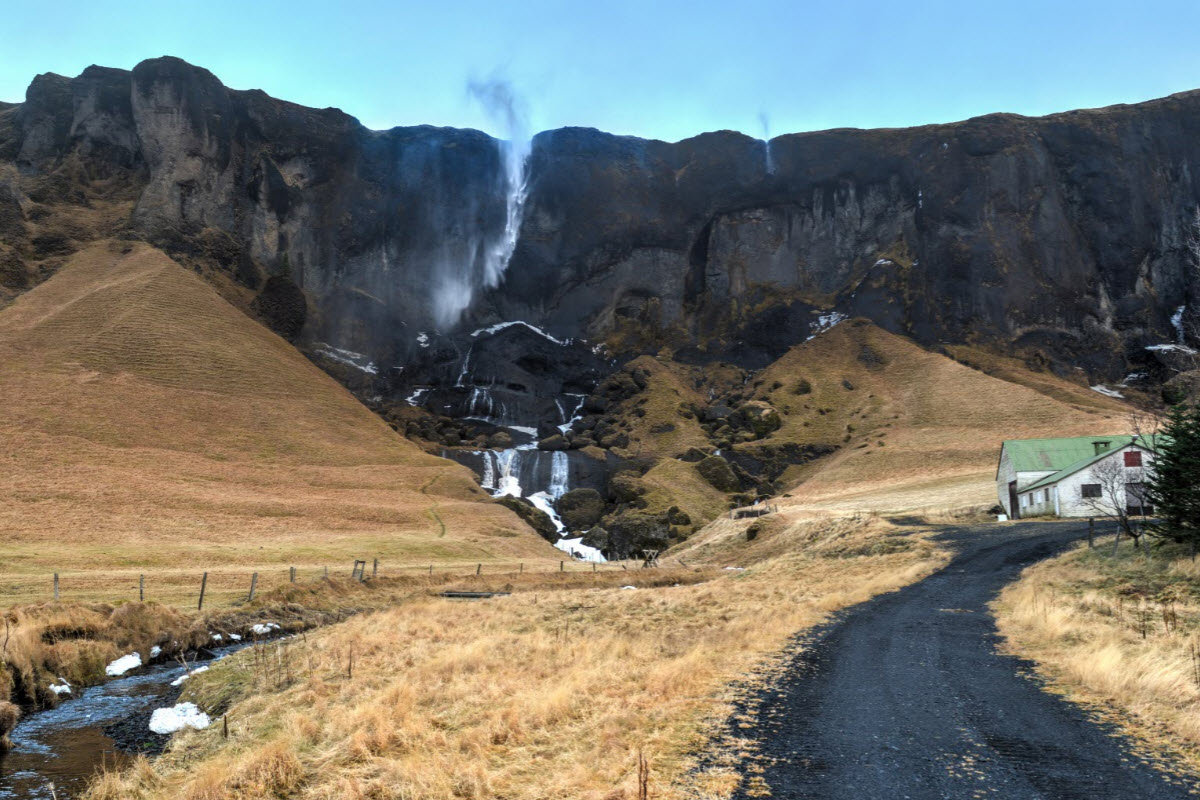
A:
0 642 251 799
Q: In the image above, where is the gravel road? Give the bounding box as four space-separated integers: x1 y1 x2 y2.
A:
727 520 1197 799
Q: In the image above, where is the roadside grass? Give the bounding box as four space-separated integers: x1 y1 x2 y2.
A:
0 564 676 711
994 539 1200 775
82 516 950 800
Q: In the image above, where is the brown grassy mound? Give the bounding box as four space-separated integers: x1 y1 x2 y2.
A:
0 241 559 608
747 320 1130 512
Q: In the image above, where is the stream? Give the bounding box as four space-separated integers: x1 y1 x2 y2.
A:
0 641 252 799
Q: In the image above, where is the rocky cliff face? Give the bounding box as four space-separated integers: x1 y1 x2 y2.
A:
3 56 1200 390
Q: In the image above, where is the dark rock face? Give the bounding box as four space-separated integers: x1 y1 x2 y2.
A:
604 512 670 558
5 56 1200 389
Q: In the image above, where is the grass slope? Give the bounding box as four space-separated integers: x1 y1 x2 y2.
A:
0 241 557 607
748 319 1130 512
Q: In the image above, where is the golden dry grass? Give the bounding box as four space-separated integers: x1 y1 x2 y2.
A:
83 516 949 800
751 320 1129 512
994 542 1200 775
0 241 561 609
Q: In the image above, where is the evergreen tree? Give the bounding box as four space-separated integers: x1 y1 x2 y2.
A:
1146 403 1200 550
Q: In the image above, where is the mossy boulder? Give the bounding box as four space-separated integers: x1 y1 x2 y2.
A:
737 401 782 438
608 472 648 504
556 488 605 531
696 455 740 492
495 496 557 542
605 512 670 557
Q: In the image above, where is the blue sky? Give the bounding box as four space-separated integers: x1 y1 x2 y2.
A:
4 0 1200 142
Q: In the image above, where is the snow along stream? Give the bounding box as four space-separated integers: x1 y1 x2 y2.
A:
0 640 255 800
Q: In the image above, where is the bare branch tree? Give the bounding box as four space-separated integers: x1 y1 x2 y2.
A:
1078 456 1146 552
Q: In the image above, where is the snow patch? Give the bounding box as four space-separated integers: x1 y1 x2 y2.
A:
470 320 570 346
1147 343 1198 355
807 311 848 340
149 702 211 735
1090 385 1124 399
210 633 223 643
621 585 637 590
169 666 209 687
555 537 606 563
250 622 282 636
314 344 378 375
406 387 431 406
416 332 430 347
105 652 142 677
149 646 161 658
48 680 71 695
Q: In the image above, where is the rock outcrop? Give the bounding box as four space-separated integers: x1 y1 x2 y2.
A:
4 56 1200 396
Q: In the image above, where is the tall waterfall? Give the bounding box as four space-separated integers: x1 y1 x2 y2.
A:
758 111 775 175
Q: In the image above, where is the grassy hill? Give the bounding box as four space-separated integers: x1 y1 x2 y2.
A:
747 319 1129 512
0 241 557 607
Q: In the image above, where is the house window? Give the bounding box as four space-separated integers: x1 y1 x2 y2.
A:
1020 494 1029 507
1081 484 1102 499
1126 482 1152 515
1125 451 1142 468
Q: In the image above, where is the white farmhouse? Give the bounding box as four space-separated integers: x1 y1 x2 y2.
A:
995 436 1159 519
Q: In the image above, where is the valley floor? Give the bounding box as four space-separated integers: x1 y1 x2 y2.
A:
75 515 947 800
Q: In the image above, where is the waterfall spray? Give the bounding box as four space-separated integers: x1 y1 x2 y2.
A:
758 111 775 175
468 78 531 288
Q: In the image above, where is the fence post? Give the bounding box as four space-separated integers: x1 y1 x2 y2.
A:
429 564 433 575
247 572 258 603
198 572 208 611
139 574 144 602
373 559 378 579
289 566 296 583
476 563 482 576
53 573 59 602
324 566 328 579
520 563 523 574
560 560 565 572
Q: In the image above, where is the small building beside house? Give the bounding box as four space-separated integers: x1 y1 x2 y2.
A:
996 436 1159 519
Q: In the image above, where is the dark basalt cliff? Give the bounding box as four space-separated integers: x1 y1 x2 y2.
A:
3 56 1200 390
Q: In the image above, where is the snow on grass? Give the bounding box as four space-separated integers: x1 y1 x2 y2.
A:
149 702 211 735
105 652 142 677
150 645 161 658
48 680 71 695
169 665 209 687
250 622 282 636
1090 385 1124 399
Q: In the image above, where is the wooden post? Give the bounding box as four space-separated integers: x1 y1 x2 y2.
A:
519 563 523 574
290 566 296 583
222 714 229 739
324 566 328 579
247 572 258 603
476 563 482 576
139 574 144 602
53 573 59 602
1088 518 1095 549
198 572 208 611
560 560 565 572
429 564 433 575
372 559 378 579
593 562 597 573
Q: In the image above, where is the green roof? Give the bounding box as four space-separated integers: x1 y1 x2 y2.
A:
1001 436 1138 474
1015 435 1160 493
